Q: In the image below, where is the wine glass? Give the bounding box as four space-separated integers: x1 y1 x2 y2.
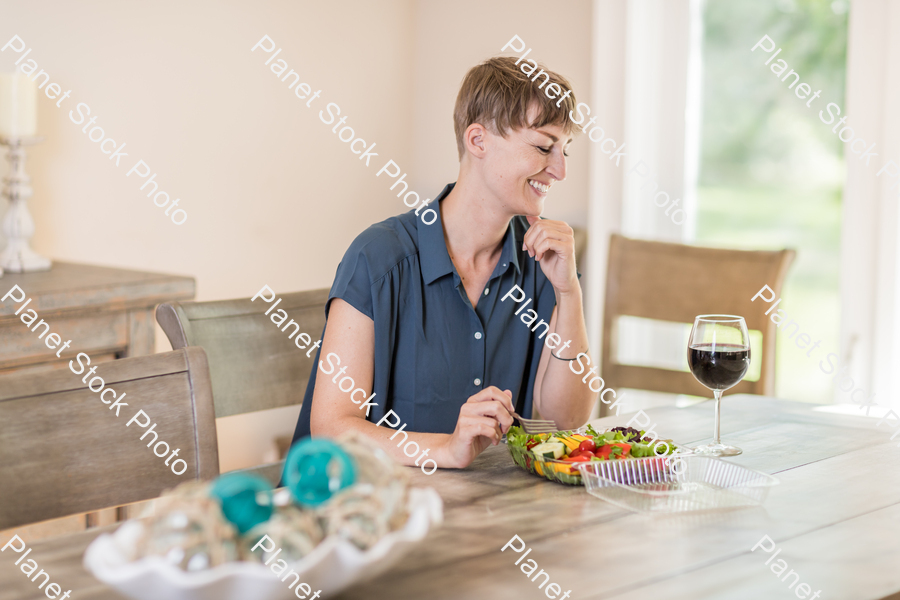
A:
687 315 751 457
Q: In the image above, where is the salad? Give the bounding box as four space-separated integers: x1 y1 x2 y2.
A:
506 425 680 485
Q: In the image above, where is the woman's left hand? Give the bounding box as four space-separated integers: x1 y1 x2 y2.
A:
522 216 579 295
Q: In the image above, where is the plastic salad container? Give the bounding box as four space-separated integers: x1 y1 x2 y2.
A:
576 455 779 513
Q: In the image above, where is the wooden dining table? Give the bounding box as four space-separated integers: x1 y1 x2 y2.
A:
3 394 900 600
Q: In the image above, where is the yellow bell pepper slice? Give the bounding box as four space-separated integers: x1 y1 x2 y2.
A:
558 437 580 452
552 462 576 474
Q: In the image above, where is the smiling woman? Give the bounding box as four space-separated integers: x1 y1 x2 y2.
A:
287 55 593 476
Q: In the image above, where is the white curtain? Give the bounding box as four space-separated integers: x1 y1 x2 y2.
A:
841 0 900 410
586 0 702 412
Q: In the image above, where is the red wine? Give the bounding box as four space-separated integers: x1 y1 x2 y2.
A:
688 343 750 390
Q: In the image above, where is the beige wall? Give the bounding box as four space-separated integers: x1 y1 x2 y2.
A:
0 0 591 471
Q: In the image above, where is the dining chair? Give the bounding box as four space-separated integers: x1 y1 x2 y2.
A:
600 233 795 409
573 227 588 268
156 288 328 419
156 289 328 484
0 347 218 530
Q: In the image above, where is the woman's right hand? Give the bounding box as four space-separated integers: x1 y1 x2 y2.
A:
440 386 515 468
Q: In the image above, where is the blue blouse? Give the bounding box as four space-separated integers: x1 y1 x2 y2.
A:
289 183 559 442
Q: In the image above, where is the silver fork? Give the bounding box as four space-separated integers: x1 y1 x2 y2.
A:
512 411 558 435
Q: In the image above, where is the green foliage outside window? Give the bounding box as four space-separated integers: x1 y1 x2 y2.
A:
697 0 848 402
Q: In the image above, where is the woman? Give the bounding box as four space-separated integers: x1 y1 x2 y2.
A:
288 56 594 471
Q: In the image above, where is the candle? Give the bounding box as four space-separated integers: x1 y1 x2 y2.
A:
0 73 37 138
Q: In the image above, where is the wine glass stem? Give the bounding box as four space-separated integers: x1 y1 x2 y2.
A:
713 389 723 445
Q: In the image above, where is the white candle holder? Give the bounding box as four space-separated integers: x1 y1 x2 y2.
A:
0 135 51 274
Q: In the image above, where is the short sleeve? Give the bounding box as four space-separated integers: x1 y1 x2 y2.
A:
325 220 416 321
327 239 375 321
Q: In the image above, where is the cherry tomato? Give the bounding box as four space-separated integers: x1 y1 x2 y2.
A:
577 440 596 454
525 440 540 450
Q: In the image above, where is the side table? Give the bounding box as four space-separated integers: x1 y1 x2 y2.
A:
0 261 195 375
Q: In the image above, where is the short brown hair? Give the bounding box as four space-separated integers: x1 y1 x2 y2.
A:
453 56 579 159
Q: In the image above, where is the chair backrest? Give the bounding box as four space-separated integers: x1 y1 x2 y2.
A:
573 227 588 268
601 234 795 402
156 289 329 418
0 347 218 529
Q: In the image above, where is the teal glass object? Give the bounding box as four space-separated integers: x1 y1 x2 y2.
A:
284 439 356 507
210 473 274 534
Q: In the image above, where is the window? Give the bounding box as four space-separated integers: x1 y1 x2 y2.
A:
695 0 849 402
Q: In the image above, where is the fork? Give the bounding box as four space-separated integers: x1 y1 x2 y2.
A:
512 411 558 435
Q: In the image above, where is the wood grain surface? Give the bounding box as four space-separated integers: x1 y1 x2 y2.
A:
0 262 195 318
156 288 328 418
1 395 897 600
0 261 195 378
0 347 219 530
